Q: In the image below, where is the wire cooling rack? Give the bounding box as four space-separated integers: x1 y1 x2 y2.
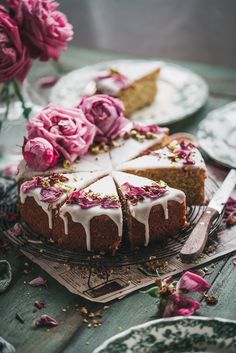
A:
0 175 224 267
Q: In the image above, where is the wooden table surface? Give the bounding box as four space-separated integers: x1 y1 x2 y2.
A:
1 47 236 353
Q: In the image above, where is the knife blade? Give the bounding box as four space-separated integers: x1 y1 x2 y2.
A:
180 169 236 262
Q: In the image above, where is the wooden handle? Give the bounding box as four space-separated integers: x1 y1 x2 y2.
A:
180 207 219 263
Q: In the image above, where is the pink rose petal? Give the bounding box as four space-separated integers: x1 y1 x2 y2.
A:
29 276 47 287
34 314 58 328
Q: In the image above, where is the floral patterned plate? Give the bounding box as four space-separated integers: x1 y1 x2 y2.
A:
197 102 236 168
93 316 236 353
50 60 208 126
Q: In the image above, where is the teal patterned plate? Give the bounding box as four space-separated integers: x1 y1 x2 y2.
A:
94 316 236 353
50 60 208 126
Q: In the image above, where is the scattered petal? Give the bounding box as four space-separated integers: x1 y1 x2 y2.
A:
34 314 58 328
8 223 23 237
232 256 236 266
178 271 210 294
34 300 45 309
29 276 47 287
163 293 200 317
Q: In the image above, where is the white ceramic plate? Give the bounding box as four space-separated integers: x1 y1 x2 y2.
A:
94 316 236 353
198 101 236 168
50 60 208 126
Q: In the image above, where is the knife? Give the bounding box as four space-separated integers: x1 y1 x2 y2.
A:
180 169 236 262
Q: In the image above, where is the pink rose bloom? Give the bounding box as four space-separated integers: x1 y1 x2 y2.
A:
178 271 210 294
0 6 31 82
163 293 200 317
23 137 59 171
7 0 73 61
79 94 129 143
27 104 96 163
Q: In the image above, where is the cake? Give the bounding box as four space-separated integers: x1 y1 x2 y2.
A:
112 172 186 249
53 175 123 253
18 98 207 254
95 62 161 117
116 140 207 205
20 171 106 238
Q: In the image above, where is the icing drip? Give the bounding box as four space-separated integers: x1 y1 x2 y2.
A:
113 171 185 246
59 176 123 251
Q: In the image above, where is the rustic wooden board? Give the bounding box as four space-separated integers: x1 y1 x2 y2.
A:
1 47 236 353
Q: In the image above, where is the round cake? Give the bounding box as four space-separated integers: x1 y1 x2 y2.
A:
18 96 206 254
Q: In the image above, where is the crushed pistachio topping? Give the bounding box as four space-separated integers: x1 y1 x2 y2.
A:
66 189 121 209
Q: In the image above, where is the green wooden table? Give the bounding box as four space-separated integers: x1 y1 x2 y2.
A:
1 47 236 353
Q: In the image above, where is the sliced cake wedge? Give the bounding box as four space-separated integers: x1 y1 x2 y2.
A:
54 175 123 253
116 140 207 205
112 171 186 249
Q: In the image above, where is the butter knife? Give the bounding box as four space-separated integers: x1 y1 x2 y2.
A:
180 169 236 262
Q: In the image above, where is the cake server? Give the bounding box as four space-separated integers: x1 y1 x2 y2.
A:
180 169 236 262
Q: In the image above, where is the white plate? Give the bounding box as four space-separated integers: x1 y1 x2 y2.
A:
94 316 236 353
198 101 236 168
50 60 208 126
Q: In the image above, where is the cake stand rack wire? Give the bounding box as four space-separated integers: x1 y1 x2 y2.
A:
0 175 224 270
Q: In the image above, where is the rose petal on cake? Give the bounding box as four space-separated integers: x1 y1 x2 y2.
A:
21 176 42 193
101 198 120 209
40 187 63 203
29 276 47 287
34 314 58 328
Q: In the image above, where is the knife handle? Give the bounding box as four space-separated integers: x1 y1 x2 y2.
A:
180 207 219 263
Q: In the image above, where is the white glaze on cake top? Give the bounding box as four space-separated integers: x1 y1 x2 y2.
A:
20 171 106 229
110 131 167 168
116 145 206 171
60 175 123 251
112 171 185 246
16 158 104 181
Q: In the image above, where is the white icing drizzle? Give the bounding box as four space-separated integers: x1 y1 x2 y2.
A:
59 175 123 251
112 171 185 246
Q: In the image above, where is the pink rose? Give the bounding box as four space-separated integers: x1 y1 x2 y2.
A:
7 0 73 61
178 271 210 294
0 6 31 82
23 137 59 171
163 293 200 317
27 104 96 163
79 94 129 143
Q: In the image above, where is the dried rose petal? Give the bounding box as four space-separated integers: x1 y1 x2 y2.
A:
66 189 86 204
101 198 120 209
40 187 63 203
121 182 167 205
178 271 210 294
133 123 166 135
79 198 101 209
34 314 58 328
8 223 23 237
21 176 42 193
34 300 45 309
29 276 47 287
163 292 200 317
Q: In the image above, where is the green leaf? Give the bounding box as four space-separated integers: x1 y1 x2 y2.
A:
141 286 160 298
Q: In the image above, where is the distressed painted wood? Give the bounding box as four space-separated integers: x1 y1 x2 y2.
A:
1 47 236 353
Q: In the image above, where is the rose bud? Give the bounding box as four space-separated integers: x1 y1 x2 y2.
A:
22 137 59 171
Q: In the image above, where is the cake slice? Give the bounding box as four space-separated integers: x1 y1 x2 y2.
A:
19 171 106 239
54 175 122 253
116 141 207 205
95 62 161 117
110 123 169 167
112 171 186 249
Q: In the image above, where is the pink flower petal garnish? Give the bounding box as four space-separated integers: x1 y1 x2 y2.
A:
29 276 47 287
34 314 58 328
8 223 23 237
163 292 200 317
40 187 63 203
121 182 167 205
178 271 210 294
21 176 42 193
34 300 45 309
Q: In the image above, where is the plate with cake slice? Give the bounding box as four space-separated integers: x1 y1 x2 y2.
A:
50 60 208 125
